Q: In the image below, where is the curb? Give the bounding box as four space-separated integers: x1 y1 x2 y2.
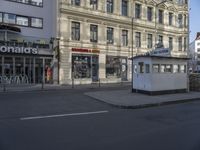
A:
86 95 200 109
0 85 131 94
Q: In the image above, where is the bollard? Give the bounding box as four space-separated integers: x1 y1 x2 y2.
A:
3 84 6 92
72 77 74 89
41 81 44 90
98 79 101 87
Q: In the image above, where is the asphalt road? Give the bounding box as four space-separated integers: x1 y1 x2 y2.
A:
0 89 200 150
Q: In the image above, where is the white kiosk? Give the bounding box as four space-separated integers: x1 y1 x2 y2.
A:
132 54 188 95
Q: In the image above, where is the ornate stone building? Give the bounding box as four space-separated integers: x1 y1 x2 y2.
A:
57 0 189 84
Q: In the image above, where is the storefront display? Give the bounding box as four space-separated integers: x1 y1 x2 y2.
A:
72 54 98 81
106 56 127 80
0 56 53 84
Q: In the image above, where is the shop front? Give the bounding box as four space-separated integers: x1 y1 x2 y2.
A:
106 56 128 81
71 48 99 83
0 46 53 84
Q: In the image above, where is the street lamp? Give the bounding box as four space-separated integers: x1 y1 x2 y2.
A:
131 17 134 92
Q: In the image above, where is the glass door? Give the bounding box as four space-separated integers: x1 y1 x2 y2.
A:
4 57 13 77
25 58 34 83
92 55 99 81
35 58 43 83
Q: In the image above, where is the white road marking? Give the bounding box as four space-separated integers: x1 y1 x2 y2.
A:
20 110 109 121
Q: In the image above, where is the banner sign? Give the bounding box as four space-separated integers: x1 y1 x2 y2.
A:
0 46 38 55
150 48 171 56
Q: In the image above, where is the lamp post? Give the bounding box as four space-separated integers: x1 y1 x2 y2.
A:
131 17 134 92
154 0 168 48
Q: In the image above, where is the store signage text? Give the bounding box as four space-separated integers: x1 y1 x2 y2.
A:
150 48 171 56
72 48 99 54
0 46 38 55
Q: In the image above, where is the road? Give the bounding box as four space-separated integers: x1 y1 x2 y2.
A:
0 88 200 150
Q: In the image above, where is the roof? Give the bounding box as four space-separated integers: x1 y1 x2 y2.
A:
0 24 21 33
132 55 189 60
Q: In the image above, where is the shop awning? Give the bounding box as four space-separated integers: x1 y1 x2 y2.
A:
0 24 21 33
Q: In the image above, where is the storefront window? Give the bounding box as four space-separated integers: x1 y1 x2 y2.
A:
0 57 2 76
4 57 13 77
45 59 53 83
72 55 91 79
106 56 127 79
15 57 24 75
0 13 2 22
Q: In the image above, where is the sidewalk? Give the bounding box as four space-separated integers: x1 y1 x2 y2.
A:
85 90 200 109
0 82 131 93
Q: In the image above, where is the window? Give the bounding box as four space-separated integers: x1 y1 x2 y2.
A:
71 0 80 6
135 3 141 19
180 65 186 73
158 35 163 46
158 9 163 24
72 55 91 79
107 0 113 13
16 16 28 26
122 30 128 46
147 34 152 48
7 0 43 7
145 64 150 73
178 14 183 28
31 18 43 28
107 27 114 44
160 64 172 73
169 12 173 26
138 62 144 73
71 22 80 41
152 64 159 73
106 56 123 78
135 32 141 48
184 14 187 27
169 37 173 51
4 13 16 24
0 13 2 22
90 0 98 10
133 64 137 73
147 7 153 21
178 37 182 51
121 0 128 16
173 65 179 73
184 37 187 51
90 25 98 43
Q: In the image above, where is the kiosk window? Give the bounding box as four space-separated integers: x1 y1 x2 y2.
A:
180 65 186 73
152 64 159 73
138 62 144 73
160 64 172 73
173 65 179 73
145 64 150 73
133 64 137 73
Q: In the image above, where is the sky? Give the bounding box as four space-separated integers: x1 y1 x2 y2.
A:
190 0 200 42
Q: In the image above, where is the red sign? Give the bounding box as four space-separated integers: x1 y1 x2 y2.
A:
72 48 99 53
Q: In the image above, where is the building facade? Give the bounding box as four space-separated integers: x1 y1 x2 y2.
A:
58 0 189 85
0 0 57 84
189 32 200 72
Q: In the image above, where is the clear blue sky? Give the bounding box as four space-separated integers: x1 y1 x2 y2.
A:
190 0 200 42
